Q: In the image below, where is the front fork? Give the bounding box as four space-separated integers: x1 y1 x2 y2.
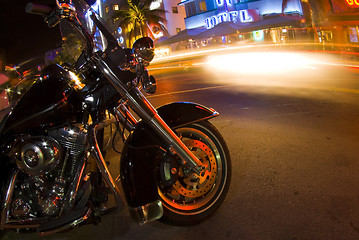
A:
90 126 124 211
90 90 207 224
91 104 167 224
125 87 204 173
96 55 203 173
94 56 205 223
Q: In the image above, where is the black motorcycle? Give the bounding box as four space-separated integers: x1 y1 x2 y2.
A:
0 0 231 235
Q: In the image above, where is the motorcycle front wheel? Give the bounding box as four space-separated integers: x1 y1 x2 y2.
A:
158 120 231 226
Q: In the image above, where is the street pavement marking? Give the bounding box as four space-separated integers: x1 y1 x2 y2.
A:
325 87 359 94
148 83 359 99
271 112 311 117
307 85 359 94
148 85 230 98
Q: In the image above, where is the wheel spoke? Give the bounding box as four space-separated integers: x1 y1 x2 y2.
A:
157 123 229 217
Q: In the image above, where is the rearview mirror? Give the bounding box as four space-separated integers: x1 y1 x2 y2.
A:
132 37 155 65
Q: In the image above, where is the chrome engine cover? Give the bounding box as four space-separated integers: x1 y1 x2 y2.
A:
12 136 63 176
4 126 89 222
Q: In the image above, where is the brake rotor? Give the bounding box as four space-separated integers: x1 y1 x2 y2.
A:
172 139 217 198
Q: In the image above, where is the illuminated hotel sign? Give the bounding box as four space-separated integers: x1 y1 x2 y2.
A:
204 0 260 29
216 0 235 12
205 11 238 28
205 0 236 28
205 9 259 29
346 0 359 6
239 9 260 23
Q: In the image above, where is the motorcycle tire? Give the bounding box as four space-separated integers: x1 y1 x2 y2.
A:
158 120 232 226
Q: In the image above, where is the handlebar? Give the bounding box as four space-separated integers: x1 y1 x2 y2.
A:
25 3 52 16
26 1 94 59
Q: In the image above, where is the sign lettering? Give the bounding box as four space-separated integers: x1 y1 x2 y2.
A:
346 0 359 6
205 11 238 28
239 10 253 22
205 9 258 29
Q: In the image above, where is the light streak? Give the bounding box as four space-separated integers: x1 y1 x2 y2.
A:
206 51 324 75
153 43 359 64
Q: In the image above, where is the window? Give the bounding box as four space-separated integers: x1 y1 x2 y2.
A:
198 0 207 12
113 17 119 24
105 5 109 13
348 26 359 43
113 4 119 11
172 6 178 13
176 28 181 33
185 0 207 16
185 2 196 17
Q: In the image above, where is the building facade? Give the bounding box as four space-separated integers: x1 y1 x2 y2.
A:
88 0 359 49
94 0 184 44
93 0 124 46
163 0 187 35
179 0 303 30
329 0 359 44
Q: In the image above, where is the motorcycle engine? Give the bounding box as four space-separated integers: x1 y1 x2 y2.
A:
8 126 87 219
12 136 63 176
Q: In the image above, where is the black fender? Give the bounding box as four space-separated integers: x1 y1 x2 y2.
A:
156 102 219 129
120 121 164 207
120 102 218 221
120 120 165 223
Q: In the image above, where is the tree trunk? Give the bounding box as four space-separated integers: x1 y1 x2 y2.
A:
301 0 319 41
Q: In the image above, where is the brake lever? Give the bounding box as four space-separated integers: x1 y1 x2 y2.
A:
25 2 58 27
44 11 60 27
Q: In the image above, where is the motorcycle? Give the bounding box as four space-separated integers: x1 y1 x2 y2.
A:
0 0 231 235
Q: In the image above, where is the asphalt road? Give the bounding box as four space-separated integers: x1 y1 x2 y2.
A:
3 50 359 240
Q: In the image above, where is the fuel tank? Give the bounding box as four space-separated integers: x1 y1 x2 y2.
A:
1 64 83 134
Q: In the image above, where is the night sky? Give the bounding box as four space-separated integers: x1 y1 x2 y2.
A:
0 0 62 64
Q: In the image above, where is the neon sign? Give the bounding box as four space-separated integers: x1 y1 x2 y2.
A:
216 0 224 7
205 11 238 29
239 10 253 22
216 0 235 11
346 0 359 6
253 30 264 41
205 9 259 29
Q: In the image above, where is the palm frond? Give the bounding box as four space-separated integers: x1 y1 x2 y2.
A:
282 0 290 13
111 0 168 46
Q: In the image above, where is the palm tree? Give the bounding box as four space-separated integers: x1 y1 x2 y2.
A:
113 0 167 47
305 0 330 26
300 0 314 26
281 0 290 13
300 0 332 41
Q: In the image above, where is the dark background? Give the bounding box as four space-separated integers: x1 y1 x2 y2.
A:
0 0 61 65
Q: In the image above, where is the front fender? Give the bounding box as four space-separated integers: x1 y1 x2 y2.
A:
120 121 165 224
120 102 218 223
156 102 219 129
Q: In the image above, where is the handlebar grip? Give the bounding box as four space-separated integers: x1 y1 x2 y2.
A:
25 3 52 16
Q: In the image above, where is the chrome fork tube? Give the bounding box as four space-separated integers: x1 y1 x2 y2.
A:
126 87 203 170
95 56 203 171
114 103 137 131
